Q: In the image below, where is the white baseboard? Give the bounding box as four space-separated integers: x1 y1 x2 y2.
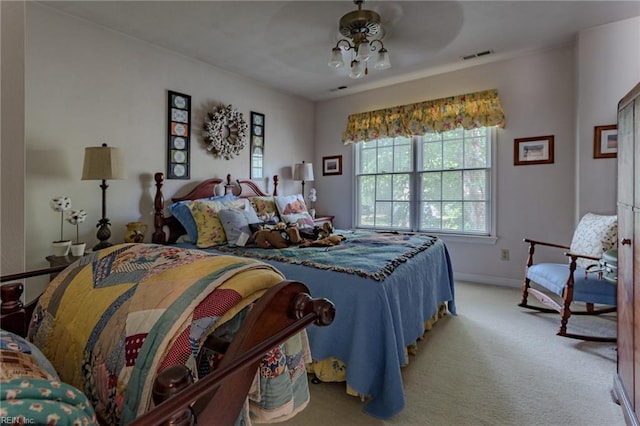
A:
453 272 522 288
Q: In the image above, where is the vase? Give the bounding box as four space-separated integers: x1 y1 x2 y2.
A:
51 240 71 256
124 222 148 243
70 242 86 256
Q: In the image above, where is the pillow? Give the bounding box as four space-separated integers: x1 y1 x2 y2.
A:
188 198 248 248
218 208 256 246
249 196 281 222
168 194 236 242
569 213 618 269
274 194 315 227
0 329 59 380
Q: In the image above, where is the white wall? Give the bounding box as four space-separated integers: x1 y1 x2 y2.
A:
24 4 314 271
576 16 640 217
315 17 639 286
1 1 26 276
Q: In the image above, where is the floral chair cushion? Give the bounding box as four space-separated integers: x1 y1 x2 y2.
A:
569 213 618 269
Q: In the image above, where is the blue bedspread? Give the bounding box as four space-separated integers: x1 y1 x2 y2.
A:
177 231 455 419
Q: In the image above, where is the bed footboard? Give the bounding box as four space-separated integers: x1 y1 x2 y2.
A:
1 269 335 426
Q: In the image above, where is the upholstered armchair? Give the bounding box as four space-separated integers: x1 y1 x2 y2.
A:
519 213 617 342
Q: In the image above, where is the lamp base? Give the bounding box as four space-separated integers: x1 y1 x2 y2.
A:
94 218 112 252
93 241 113 251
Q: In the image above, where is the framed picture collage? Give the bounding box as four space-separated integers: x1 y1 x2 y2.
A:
167 90 191 179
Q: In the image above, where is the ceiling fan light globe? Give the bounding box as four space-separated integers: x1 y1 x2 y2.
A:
349 60 364 79
374 49 391 70
328 47 345 68
356 40 372 61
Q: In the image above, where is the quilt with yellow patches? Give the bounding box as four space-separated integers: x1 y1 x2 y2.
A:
28 243 310 425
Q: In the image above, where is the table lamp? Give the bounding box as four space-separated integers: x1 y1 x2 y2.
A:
82 143 126 250
293 161 314 197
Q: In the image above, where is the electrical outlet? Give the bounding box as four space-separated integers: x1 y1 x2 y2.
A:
500 249 510 261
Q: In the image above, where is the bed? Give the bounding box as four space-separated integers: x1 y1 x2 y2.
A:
0 244 335 425
151 172 456 419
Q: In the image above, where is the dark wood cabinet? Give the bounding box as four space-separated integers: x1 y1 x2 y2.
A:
614 81 640 426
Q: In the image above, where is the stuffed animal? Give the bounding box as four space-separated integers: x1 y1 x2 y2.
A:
317 222 334 239
300 234 346 248
253 226 302 249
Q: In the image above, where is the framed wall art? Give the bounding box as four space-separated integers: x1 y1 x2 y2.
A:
322 155 343 176
593 124 617 159
514 135 554 166
250 111 265 179
167 90 191 179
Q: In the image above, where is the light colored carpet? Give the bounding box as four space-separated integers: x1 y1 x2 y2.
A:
281 281 624 426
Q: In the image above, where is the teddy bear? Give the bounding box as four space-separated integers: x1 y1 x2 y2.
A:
252 225 302 249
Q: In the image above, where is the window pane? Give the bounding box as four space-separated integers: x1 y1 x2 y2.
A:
464 170 487 201
443 202 463 230
422 141 442 171
464 136 487 168
464 202 487 233
394 143 412 172
375 201 392 227
358 175 376 225
442 171 462 200
421 172 441 200
361 145 378 174
376 175 392 200
378 146 393 172
421 202 441 229
393 174 410 200
392 201 411 228
443 139 463 169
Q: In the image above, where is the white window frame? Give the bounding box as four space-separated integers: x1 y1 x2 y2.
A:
353 128 498 244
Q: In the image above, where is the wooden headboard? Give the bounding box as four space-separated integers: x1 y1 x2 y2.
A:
152 172 279 244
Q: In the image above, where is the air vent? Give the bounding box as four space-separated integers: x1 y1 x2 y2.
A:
462 50 494 60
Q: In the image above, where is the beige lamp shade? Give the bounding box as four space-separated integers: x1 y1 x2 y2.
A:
293 162 314 182
82 144 126 180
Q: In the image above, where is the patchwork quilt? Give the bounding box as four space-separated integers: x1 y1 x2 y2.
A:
28 243 310 425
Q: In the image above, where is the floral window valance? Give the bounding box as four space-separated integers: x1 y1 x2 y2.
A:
342 89 506 144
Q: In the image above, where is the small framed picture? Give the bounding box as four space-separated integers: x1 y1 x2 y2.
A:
323 155 343 176
593 124 617 159
250 111 265 179
514 135 554 166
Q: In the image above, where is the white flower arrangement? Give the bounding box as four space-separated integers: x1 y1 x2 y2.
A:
66 209 87 244
50 196 72 242
202 104 248 159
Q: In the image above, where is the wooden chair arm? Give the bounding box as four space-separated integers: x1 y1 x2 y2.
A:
523 238 570 250
523 238 570 269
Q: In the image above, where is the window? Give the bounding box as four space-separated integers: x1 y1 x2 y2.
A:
355 127 493 235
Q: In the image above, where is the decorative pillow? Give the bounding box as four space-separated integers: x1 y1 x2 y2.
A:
0 329 59 380
569 213 618 269
188 198 247 248
218 208 260 246
249 196 281 223
168 194 236 242
274 194 315 227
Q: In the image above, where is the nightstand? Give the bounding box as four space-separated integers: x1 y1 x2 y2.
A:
313 215 334 227
46 255 82 280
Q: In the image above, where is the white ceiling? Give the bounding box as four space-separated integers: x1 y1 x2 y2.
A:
38 1 640 101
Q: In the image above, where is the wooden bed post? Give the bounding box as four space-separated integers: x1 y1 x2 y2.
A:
153 173 167 244
273 175 278 196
